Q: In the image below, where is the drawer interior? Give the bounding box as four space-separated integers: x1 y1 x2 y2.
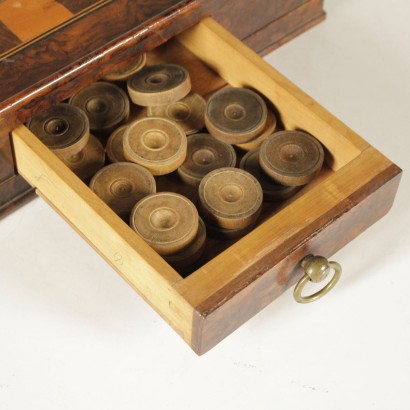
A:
11 18 395 354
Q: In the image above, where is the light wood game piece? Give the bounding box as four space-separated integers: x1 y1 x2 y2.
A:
61 135 105 181
123 117 187 175
235 109 277 151
205 87 267 144
130 192 199 256
127 64 191 106
106 124 129 163
27 103 89 157
205 219 256 241
239 149 300 201
164 218 207 270
69 81 130 137
259 131 325 186
89 162 156 219
147 92 205 135
177 133 236 187
198 167 263 230
103 53 147 81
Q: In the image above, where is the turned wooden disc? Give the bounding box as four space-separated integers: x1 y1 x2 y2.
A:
106 124 129 163
61 135 105 181
104 53 147 81
147 92 205 135
205 220 256 241
27 103 89 157
205 87 267 144
198 167 263 230
127 64 191 106
235 109 277 151
177 133 237 187
69 81 130 136
123 117 187 175
89 162 156 219
239 149 300 202
130 192 199 256
259 131 325 186
164 218 206 269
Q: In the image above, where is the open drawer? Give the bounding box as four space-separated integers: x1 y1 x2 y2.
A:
11 18 401 355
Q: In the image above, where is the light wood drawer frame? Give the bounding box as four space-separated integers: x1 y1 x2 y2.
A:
11 18 401 355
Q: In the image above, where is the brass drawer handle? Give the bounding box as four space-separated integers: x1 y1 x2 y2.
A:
294 255 342 303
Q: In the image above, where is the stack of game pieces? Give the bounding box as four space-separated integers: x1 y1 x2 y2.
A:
130 192 206 269
198 167 263 239
205 87 276 151
69 81 130 139
89 162 156 220
28 103 105 181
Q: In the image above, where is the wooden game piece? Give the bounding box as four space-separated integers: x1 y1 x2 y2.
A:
235 109 277 151
103 53 147 81
130 192 199 256
259 131 325 186
69 81 130 137
106 124 129 163
127 64 191 106
147 92 205 135
61 135 105 181
164 218 207 270
123 117 187 175
205 87 267 144
198 167 263 230
89 162 156 219
205 220 256 241
239 148 300 201
177 133 237 187
27 103 89 157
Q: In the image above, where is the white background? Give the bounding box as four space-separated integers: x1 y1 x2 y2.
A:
1 0 409 408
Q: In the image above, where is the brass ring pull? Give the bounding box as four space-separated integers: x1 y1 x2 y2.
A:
294 255 342 303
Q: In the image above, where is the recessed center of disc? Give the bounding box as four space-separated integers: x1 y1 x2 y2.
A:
220 183 244 203
44 117 69 136
192 148 216 166
86 97 108 114
110 179 133 198
142 130 169 151
150 207 179 230
280 143 304 162
224 103 245 121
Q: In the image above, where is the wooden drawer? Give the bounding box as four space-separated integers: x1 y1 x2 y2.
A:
11 18 401 355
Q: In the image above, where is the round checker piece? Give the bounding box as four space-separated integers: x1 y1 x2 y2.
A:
104 53 146 82
164 218 207 270
259 131 325 186
205 87 267 144
235 109 277 151
127 64 191 106
147 92 205 135
239 149 300 202
69 81 130 136
123 117 187 176
178 133 237 187
106 124 129 163
130 192 199 256
28 103 89 157
61 135 105 181
198 167 263 230
89 162 156 219
205 220 256 241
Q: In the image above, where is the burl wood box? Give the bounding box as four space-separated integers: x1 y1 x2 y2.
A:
0 1 401 355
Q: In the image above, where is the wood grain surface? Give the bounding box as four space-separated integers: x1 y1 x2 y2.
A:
0 0 325 217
